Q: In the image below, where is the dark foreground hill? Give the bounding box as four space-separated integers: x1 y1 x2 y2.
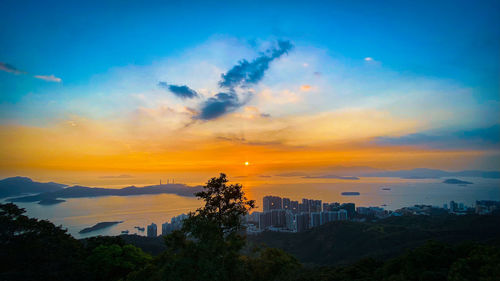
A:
115 214 500 265
247 214 500 265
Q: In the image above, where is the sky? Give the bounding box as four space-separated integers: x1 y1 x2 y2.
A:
0 0 499 184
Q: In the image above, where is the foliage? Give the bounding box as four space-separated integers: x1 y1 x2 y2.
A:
86 243 152 281
2 174 500 281
128 173 255 281
243 247 302 281
248 213 500 265
0 203 152 281
0 203 86 281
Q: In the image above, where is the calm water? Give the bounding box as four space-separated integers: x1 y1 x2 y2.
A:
7 177 500 239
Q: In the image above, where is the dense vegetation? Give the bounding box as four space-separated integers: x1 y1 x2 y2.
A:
249 213 500 265
1 173 499 281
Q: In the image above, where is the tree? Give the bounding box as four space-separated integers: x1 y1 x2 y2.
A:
0 203 86 281
129 173 255 281
86 243 152 281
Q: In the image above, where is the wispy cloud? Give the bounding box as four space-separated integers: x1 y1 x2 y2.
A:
158 82 199 99
1 62 62 82
0 62 27 74
99 174 134 179
33 75 62 82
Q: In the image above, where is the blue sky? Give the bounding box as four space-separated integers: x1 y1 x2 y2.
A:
0 0 499 174
1 0 499 100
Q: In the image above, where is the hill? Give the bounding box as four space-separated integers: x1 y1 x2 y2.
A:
247 214 500 265
0 176 66 198
8 182 203 203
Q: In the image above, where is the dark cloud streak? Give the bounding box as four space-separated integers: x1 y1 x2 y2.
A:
158 82 199 99
0 62 27 75
218 40 293 90
196 40 293 120
196 92 240 120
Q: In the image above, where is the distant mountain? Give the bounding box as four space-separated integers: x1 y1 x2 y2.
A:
303 175 360 180
443 178 473 185
279 167 500 180
8 182 204 203
361 168 500 179
0 177 66 198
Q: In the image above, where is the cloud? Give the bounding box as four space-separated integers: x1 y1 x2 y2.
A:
0 62 27 74
99 174 134 179
158 82 199 99
300 85 312 91
0 62 62 82
192 40 294 120
374 124 500 149
218 40 293 90
364 57 374 61
33 75 62 82
196 92 241 120
302 175 360 180
275 172 309 177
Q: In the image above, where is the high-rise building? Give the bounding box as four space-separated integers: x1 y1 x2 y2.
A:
283 198 291 210
290 200 299 214
161 222 171 236
311 212 321 227
340 203 355 218
302 199 310 213
310 200 322 212
450 201 458 212
263 196 283 212
270 209 287 228
338 209 348 221
147 223 157 237
285 211 295 230
295 213 310 232
259 212 272 229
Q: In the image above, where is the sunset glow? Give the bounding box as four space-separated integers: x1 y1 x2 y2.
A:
0 1 498 186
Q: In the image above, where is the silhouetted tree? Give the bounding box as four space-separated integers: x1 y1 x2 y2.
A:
0 203 86 281
129 173 255 281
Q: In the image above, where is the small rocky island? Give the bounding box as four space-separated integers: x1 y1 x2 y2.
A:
38 198 66 205
341 191 360 196
443 179 473 185
79 221 123 234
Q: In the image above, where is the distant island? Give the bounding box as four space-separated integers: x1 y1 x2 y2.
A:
5 178 203 203
341 192 360 196
38 198 66 205
303 175 360 180
0 176 66 198
443 179 473 185
79 221 123 234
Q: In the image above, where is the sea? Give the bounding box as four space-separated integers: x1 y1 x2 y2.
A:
5 177 499 239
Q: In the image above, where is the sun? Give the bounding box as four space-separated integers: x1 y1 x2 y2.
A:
244 161 249 166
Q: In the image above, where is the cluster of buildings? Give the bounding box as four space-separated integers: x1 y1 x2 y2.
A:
392 200 500 216
246 196 500 234
146 213 188 237
245 196 362 233
143 198 500 237
475 200 500 215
